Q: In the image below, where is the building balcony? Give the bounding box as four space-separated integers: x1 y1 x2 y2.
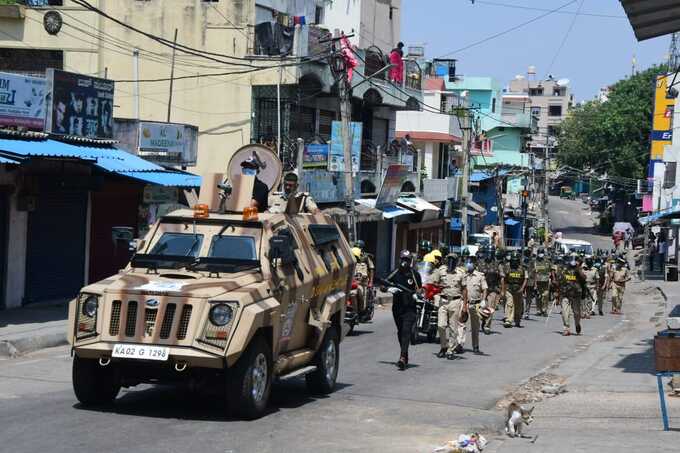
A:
395 110 462 143
501 111 533 129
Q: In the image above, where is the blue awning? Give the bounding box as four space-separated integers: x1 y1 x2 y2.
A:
0 155 21 165
504 218 520 226
639 204 680 226
0 137 201 188
119 171 202 188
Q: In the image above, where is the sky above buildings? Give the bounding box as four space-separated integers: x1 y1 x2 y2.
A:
401 0 671 101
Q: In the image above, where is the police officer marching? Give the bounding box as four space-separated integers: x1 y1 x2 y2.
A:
436 254 467 360
464 255 488 355
533 251 551 316
557 256 587 336
503 253 528 328
480 249 505 334
582 257 599 319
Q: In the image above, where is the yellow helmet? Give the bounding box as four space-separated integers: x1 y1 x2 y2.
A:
423 253 436 263
431 250 443 259
351 247 362 259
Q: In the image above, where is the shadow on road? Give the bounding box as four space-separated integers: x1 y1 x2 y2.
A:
613 339 655 375
73 380 353 421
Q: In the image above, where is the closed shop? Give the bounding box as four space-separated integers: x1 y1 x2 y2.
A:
0 190 7 309
24 190 88 303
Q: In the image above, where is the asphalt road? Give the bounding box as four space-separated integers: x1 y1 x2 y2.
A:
0 197 621 453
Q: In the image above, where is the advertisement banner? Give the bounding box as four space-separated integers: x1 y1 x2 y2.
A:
45 69 115 139
137 121 197 165
0 72 46 130
376 164 409 208
329 120 362 172
650 74 674 160
303 144 329 169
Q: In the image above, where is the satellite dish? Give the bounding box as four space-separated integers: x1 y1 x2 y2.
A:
556 78 570 87
226 144 283 195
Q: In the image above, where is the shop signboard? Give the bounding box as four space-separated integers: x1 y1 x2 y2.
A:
303 143 329 169
0 72 47 130
138 121 197 166
376 164 408 208
329 120 362 172
45 69 115 139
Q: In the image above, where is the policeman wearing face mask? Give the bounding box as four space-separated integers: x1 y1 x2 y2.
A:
268 172 319 214
384 250 422 370
557 257 587 336
464 256 487 354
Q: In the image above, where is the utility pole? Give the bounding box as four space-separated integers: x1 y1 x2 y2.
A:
495 165 505 247
167 28 178 123
340 68 355 242
132 48 140 120
460 108 472 247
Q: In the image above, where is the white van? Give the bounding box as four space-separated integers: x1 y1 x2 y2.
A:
554 238 593 257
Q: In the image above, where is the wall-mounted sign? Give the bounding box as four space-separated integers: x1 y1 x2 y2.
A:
45 69 115 139
303 143 329 169
0 72 46 130
329 120 362 172
376 164 409 208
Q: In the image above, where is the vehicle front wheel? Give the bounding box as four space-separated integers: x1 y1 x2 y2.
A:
72 355 120 406
227 335 272 420
306 325 339 395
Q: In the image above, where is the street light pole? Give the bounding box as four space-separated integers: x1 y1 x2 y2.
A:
461 110 472 247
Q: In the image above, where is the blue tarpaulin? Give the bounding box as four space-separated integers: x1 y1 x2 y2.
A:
504 218 520 226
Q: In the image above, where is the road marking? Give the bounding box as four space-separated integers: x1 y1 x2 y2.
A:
9 359 44 367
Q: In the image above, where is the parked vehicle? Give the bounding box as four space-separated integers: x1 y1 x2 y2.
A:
345 281 375 334
411 284 440 344
560 186 574 199
554 238 594 257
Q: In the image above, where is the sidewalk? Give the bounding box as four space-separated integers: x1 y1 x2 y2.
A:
0 301 69 358
488 277 680 453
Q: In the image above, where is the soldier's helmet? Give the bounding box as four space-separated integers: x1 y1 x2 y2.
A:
495 249 505 260
461 248 470 258
585 257 593 267
510 252 521 265
353 240 366 250
438 243 449 256
351 247 362 259
447 253 459 272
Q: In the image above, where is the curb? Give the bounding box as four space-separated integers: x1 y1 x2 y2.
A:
0 332 68 359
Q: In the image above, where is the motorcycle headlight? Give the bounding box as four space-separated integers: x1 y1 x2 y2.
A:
82 295 99 318
209 303 233 326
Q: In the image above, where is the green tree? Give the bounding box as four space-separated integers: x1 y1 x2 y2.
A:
557 64 669 179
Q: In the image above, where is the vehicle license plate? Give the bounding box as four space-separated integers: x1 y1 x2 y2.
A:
112 344 169 361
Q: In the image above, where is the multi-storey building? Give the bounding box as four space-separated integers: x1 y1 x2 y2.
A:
509 69 574 155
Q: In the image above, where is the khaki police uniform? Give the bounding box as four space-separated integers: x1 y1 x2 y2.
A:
480 260 504 333
465 270 487 350
582 266 599 316
354 255 375 312
525 259 537 317
611 267 630 312
534 259 551 315
559 267 584 334
504 266 527 326
438 269 466 355
596 265 608 314
268 191 319 214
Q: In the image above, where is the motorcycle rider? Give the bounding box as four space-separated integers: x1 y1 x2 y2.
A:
384 250 422 370
436 253 467 360
352 240 375 316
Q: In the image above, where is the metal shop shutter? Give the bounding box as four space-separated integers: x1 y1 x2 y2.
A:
0 192 7 309
25 191 87 303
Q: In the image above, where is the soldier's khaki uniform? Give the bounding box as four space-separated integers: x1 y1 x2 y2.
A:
438 269 466 355
354 255 375 312
582 267 599 316
534 259 551 315
268 191 319 214
504 267 527 326
525 260 537 317
480 260 504 333
465 270 488 350
611 267 630 312
559 267 584 334
430 264 449 295
596 265 608 314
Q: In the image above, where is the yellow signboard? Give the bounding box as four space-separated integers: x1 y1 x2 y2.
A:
650 74 674 160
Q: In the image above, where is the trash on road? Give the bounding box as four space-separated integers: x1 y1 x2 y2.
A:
433 433 488 453
541 383 567 395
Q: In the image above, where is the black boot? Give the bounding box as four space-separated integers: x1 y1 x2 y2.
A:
515 321 523 328
436 348 447 358
473 347 482 355
397 356 406 370
454 344 464 354
576 324 582 335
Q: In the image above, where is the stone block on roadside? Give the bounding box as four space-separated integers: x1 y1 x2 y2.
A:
541 383 566 395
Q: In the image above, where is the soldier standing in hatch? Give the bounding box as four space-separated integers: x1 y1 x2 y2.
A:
436 254 467 360
268 172 319 214
557 257 586 336
464 256 487 354
384 250 422 370
503 253 527 328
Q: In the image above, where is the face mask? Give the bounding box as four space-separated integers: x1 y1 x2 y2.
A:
283 183 296 198
466 262 474 273
569 261 577 268
242 168 257 176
